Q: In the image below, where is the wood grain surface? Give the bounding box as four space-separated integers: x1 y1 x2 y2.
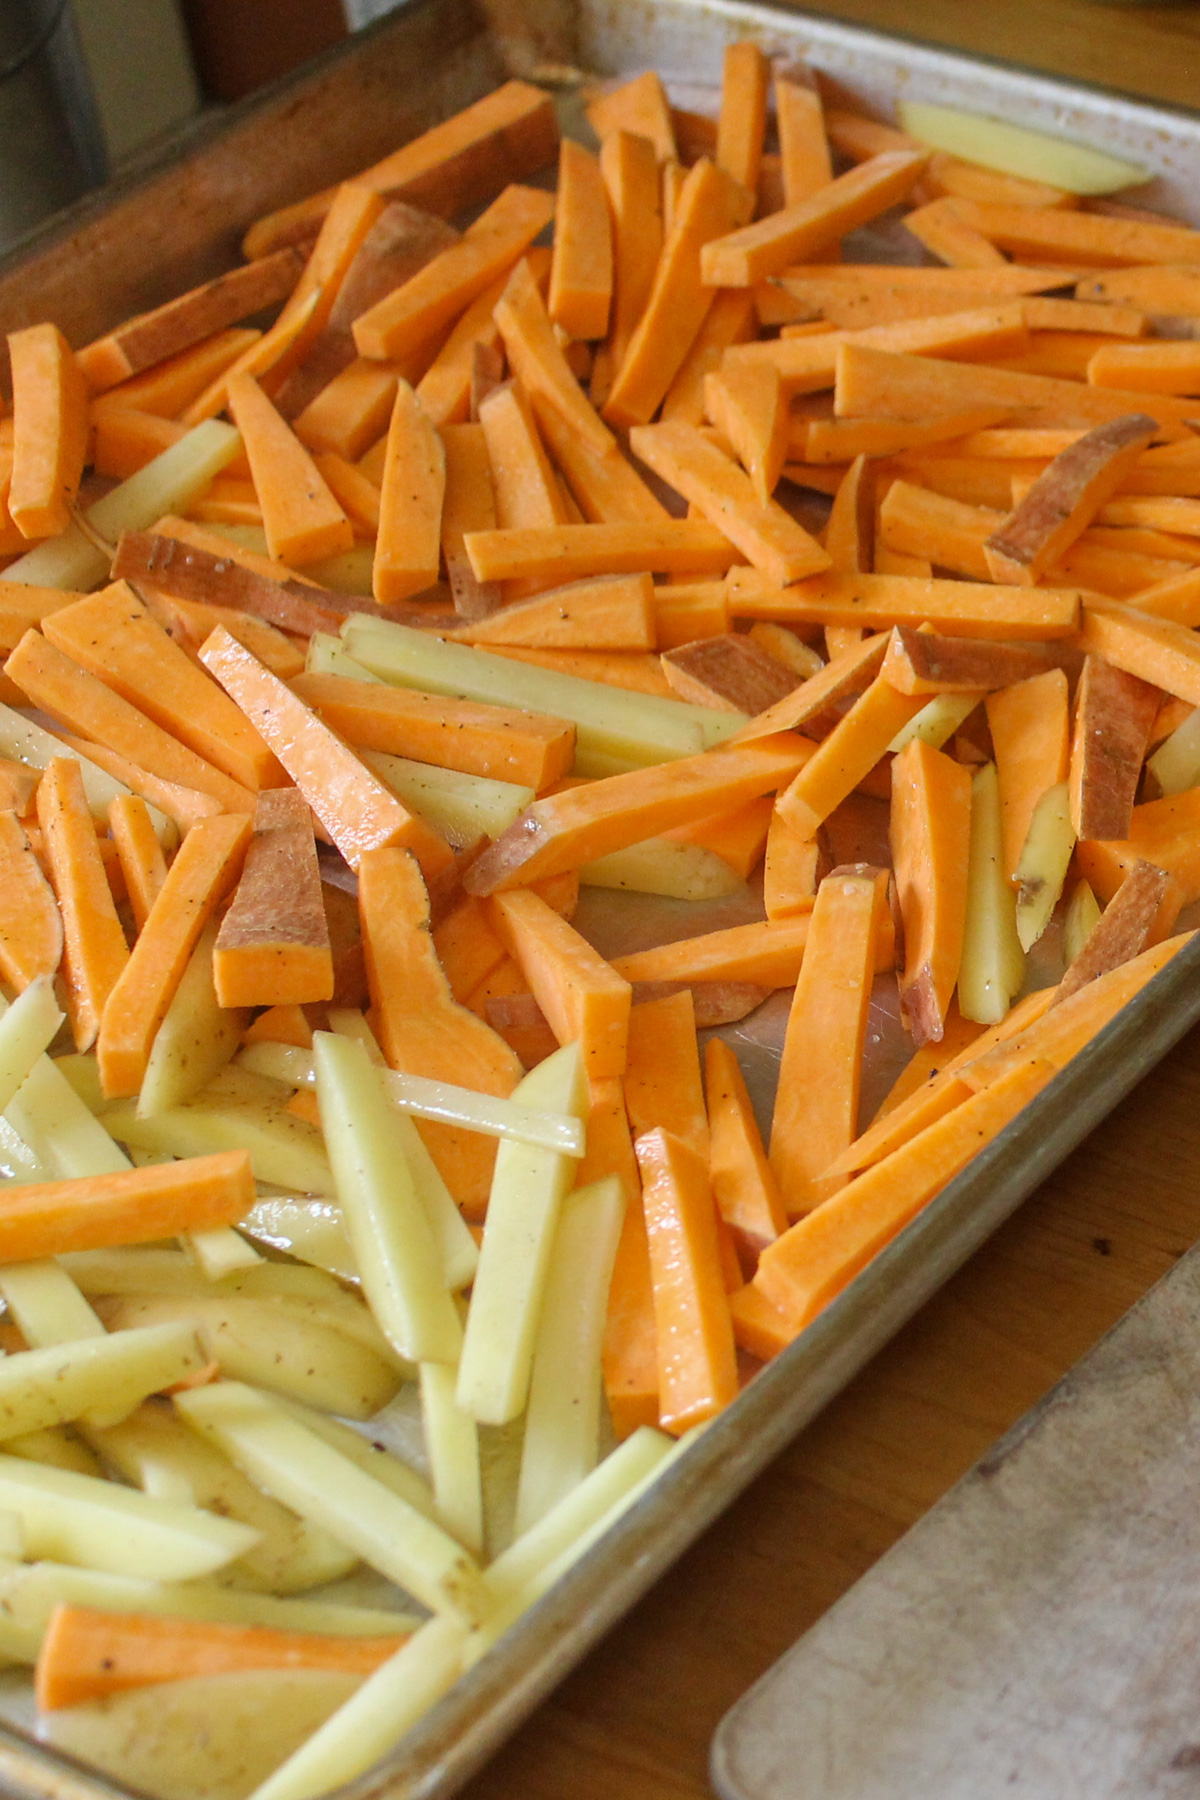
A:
455 17 1200 1795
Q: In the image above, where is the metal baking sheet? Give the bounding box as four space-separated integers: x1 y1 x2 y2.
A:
3 2 1200 1798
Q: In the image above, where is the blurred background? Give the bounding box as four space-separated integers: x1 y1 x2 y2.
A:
0 0 409 256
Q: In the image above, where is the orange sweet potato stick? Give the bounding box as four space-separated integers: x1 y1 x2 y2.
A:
358 847 522 1217
294 360 399 462
1068 653 1160 842
489 887 631 1080
432 895 508 1005
273 201 461 419
36 759 129 1053
289 671 575 790
90 405 188 480
242 1004 314 1049
549 139 613 343
834 344 1200 435
180 289 323 427
586 72 676 163
716 42 769 196
603 156 751 430
245 80 558 258
413 271 510 432
0 1150 254 1264
962 935 1190 1087
724 303 1032 399
352 184 556 364
478 380 571 602
1054 860 1172 1003
4 631 256 815
492 257 615 463
463 734 812 894
880 626 1049 697
213 789 333 1009
41 584 284 794
762 811 824 919
530 397 669 525
97 812 253 1097
701 149 930 286
950 200 1200 267
611 918 813 989
464 519 739 585
35 1604 409 1711
602 1178 661 1438
826 987 1057 1178
198 628 455 885
985 668 1071 884
107 794 167 935
99 330 263 424
598 130 663 385
727 568 1082 643
983 413 1160 585
774 66 833 206
889 737 972 1047
705 1036 787 1264
7 324 89 541
623 990 709 1160
0 809 62 992
704 360 787 506
449 572 655 650
1078 597 1200 708
635 1127 738 1434
76 250 304 391
50 733 224 836
902 197 1010 269
660 290 758 428
660 635 796 714
226 372 353 568
871 1003 986 1121
768 869 883 1218
373 379 444 604
753 1056 1056 1333
773 667 925 841
630 420 830 585
440 421 500 618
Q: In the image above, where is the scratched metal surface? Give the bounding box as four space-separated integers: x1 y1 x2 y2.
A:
1 2 1200 1799
710 1231 1200 1800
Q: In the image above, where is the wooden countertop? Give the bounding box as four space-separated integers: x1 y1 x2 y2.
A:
460 12 1200 1799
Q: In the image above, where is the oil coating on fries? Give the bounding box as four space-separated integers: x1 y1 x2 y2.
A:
0 40 1195 1800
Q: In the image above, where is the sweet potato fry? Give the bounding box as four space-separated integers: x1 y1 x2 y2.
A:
36 759 129 1052
702 150 930 286
661 635 799 713
983 413 1159 585
0 809 62 992
1055 860 1172 1002
890 738 972 1046
77 250 304 390
629 421 830 586
769 869 883 1216
1068 653 1160 842
199 627 455 884
463 735 812 894
881 626 1050 696
288 672 575 790
213 790 333 1009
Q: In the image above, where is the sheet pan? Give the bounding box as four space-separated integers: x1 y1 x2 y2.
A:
1 1 1200 1795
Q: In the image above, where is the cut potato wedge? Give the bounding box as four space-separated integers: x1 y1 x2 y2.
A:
898 100 1150 196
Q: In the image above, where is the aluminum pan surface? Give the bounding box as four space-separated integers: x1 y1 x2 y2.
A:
2 2 1200 1799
